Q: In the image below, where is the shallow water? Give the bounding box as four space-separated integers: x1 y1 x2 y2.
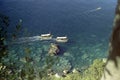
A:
0 0 117 73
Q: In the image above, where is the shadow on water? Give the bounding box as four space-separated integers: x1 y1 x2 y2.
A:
57 44 67 56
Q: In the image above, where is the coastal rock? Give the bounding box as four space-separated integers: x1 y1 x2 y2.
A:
72 68 80 73
48 43 60 56
102 58 107 63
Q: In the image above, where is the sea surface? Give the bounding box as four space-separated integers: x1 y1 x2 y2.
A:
0 0 117 72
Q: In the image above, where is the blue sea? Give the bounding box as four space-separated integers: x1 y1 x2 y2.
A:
0 0 117 72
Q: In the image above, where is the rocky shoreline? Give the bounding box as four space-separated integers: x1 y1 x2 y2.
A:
1 40 107 80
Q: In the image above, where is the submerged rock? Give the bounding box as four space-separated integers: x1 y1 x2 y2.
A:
43 45 49 52
48 43 60 56
52 57 72 74
81 53 89 59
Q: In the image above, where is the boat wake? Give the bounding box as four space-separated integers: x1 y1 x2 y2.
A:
10 33 68 44
81 7 102 15
85 7 102 13
11 36 41 44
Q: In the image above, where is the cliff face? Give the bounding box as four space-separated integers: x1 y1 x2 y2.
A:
101 1 120 80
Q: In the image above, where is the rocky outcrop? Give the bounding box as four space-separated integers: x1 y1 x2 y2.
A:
101 1 120 80
48 43 60 56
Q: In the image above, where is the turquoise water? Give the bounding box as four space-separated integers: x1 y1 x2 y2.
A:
0 0 117 73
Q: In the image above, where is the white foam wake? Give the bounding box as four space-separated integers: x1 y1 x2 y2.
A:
12 36 41 44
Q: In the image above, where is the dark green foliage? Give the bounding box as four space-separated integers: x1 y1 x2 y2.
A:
12 19 22 39
0 13 22 60
0 62 20 80
0 13 9 61
38 56 59 79
20 63 35 80
0 13 23 80
45 55 57 69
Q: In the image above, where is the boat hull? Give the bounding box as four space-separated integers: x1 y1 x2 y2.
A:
40 36 52 40
56 39 68 43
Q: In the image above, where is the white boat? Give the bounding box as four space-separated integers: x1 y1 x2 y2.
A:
40 33 53 40
56 36 68 42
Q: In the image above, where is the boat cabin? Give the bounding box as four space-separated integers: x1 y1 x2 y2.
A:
40 33 52 40
56 36 68 42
